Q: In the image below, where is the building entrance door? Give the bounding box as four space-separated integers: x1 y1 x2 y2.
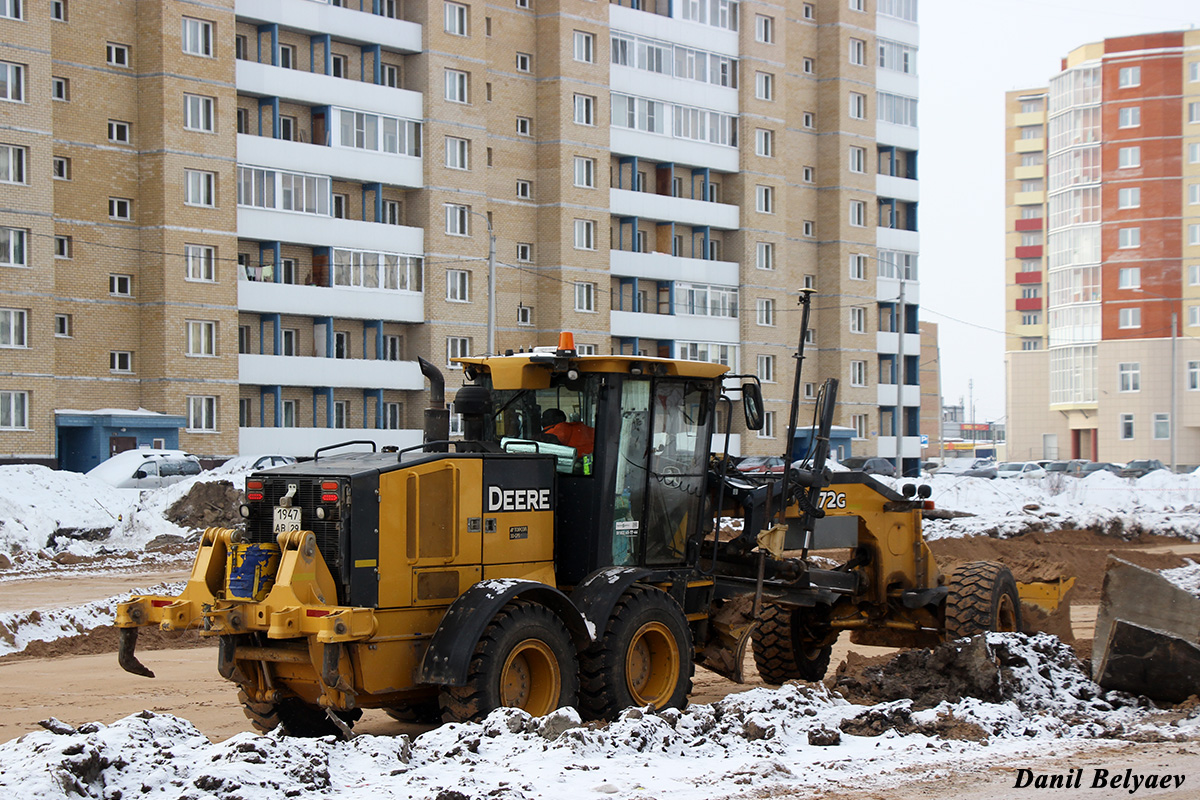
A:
109 436 136 457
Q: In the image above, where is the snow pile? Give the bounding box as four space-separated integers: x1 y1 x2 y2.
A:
1161 559 1200 598
2 634 1196 800
909 470 1200 540
0 582 183 658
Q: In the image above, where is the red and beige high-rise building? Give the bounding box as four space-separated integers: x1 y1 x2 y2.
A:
1005 32 1200 467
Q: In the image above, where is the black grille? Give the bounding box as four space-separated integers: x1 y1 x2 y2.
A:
246 477 345 594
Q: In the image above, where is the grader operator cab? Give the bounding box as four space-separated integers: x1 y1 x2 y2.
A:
116 298 1022 737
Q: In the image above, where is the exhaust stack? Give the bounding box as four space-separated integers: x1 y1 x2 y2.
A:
418 357 449 452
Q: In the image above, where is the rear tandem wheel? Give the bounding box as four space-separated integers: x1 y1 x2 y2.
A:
944 560 1022 639
751 604 836 684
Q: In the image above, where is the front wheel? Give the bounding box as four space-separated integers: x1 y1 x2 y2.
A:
237 690 361 737
944 561 1021 639
440 599 579 723
579 586 692 720
751 604 837 684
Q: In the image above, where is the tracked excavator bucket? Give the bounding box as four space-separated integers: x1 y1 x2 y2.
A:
1093 556 1200 704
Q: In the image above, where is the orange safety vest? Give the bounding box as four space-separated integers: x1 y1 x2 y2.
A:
544 421 595 455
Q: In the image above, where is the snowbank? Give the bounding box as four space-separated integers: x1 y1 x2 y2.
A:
1 634 1195 800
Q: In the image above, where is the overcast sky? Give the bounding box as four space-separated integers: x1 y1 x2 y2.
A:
918 0 1198 422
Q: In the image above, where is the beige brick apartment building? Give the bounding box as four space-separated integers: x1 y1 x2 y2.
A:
0 0 922 473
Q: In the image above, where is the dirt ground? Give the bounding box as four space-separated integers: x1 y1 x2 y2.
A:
0 529 1196 762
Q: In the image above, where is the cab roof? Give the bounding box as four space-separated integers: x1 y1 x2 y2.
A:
455 352 729 390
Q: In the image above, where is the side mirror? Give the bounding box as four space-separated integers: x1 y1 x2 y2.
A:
742 381 764 431
133 469 148 479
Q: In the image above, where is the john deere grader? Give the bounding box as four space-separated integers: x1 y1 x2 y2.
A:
116 295 1021 736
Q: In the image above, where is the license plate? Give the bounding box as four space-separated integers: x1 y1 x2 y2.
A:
273 506 302 534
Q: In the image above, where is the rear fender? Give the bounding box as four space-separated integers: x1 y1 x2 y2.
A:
570 566 653 641
418 579 591 687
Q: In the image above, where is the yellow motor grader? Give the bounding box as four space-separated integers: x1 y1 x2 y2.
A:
117 293 1024 736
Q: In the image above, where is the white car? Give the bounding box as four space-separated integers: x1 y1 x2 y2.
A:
87 448 203 489
997 461 1047 479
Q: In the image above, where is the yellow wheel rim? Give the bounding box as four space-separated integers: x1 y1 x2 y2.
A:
625 621 679 709
500 638 561 716
996 592 1018 632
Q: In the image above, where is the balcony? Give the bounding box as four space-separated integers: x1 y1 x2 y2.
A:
1013 111 1046 127
239 279 423 323
237 134 421 188
237 60 422 119
235 0 421 52
1014 244 1043 259
876 331 921 356
609 66 738 115
1015 297 1043 311
609 250 738 285
1014 217 1043 232
877 383 921 408
876 174 919 203
876 276 920 304
610 188 739 230
876 436 923 459
240 425 422 458
610 128 738 172
1015 271 1042 284
1014 190 1045 206
1014 165 1045 181
609 4 738 55
876 121 918 151
876 227 919 253
237 207 424 253
609 310 739 343
1015 138 1045 153
239 353 424 391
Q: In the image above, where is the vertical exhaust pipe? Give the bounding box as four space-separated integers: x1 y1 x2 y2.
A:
418 357 449 452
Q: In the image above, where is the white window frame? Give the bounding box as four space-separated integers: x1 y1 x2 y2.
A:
755 14 774 43
1118 307 1141 329
109 197 132 220
755 71 774 101
106 43 130 68
445 136 469 170
2 227 27 267
756 185 774 214
1118 146 1140 168
55 314 71 337
849 307 867 334
110 274 133 296
755 128 774 157
109 350 133 373
187 395 218 432
516 179 531 199
184 244 215 282
573 31 595 64
1118 227 1140 249
850 360 867 387
445 68 469 103
516 242 533 262
574 94 596 125
757 353 775 383
1118 106 1140 129
1117 267 1140 289
849 200 866 227
574 219 596 250
849 92 866 120
0 144 25 184
446 269 470 302
1118 362 1140 392
756 242 774 271
445 203 469 236
1153 412 1170 440
51 76 68 101
516 116 532 136
108 120 130 144
850 146 866 174
444 1 468 35
517 304 533 326
446 336 470 366
0 390 28 430
54 235 71 258
1117 187 1140 209
0 0 21 20
181 17 214 57
755 298 775 327
515 52 531 73
758 411 776 439
1119 413 1134 441
1118 66 1141 88
573 156 596 188
849 253 867 281
186 320 217 357
184 169 216 207
849 38 866 66
183 94 215 132
0 307 27 348
574 281 596 312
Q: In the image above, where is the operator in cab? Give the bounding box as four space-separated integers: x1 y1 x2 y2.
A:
541 408 595 455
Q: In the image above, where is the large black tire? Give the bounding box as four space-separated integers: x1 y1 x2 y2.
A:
237 689 361 737
579 586 693 720
439 599 579 723
945 561 1022 639
384 695 442 724
751 604 836 684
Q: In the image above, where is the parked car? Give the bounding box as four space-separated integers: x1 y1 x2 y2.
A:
840 456 897 477
734 455 786 475
1120 459 1168 478
219 454 299 472
1077 461 1124 477
87 448 202 489
938 458 998 479
997 461 1047 479
1044 459 1091 477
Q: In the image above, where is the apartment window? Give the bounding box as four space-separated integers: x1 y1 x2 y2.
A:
280 328 298 356
802 112 815 129
755 72 774 101
756 185 774 213
1020 232 1042 247
185 244 215 282
1020 286 1040 299
444 1 468 35
106 43 129 68
803 58 814 74
184 170 216 207
55 314 71 338
755 129 774 157
110 274 132 296
573 156 595 188
51 0 66 20
51 76 68 101
186 320 217 356
381 334 401 361
850 0 865 10
517 304 533 326
383 63 399 88
1118 307 1141 329
846 414 866 439
1191 264 1200 286
235 34 247 60
758 411 775 439
0 144 24 184
109 350 132 373
802 221 815 238
574 219 595 250
108 120 130 144
1118 362 1140 392
850 38 866 66
756 242 774 271
445 69 469 103
1192 224 1200 246
383 199 401 225
1189 184 1200 206
1119 413 1134 440
328 400 349 429
109 197 132 220
849 92 866 120
1 227 26 267
1118 107 1140 128
577 344 596 356
756 298 775 327
181 95 216 134
515 52 531 73
1119 146 1140 168
849 307 867 334
445 203 469 235
1118 227 1140 249
1021 259 1039 272
1150 412 1170 440
1118 66 1141 88
1116 187 1140 209
181 17 214 57
1021 339 1041 351
849 200 866 227
445 136 469 169
187 396 217 432
1118 267 1140 289
0 62 24 102
1191 102 1200 124
0 0 20 18
757 354 775 382
54 235 70 258
755 15 774 43
574 31 595 63
850 360 867 387
274 399 295 427
515 179 531 199
333 331 351 360
1021 313 1040 325
329 54 347 79
516 116 531 136
0 390 28 429
850 146 866 174
1190 305 1200 328
278 44 295 69
849 253 867 280
574 281 595 312
516 242 533 262
236 107 248 135
802 166 815 183
447 336 470 366
446 269 470 302
331 193 347 219
237 325 250 355
0 308 26 348
1191 361 1200 391
574 94 595 125
803 3 815 19
1020 153 1043 167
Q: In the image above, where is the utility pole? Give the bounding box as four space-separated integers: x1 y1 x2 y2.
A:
1171 310 1178 472
895 280 906 475
486 221 496 356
